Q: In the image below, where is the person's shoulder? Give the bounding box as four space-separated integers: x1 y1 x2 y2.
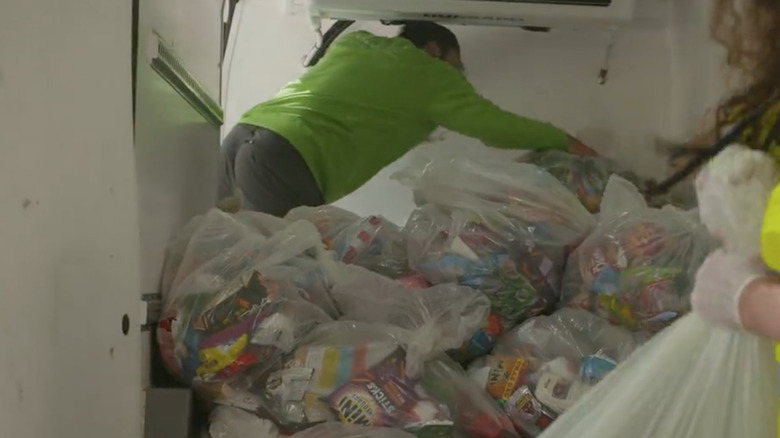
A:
333 30 388 47
334 30 416 51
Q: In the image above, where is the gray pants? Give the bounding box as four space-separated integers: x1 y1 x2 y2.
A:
217 124 324 217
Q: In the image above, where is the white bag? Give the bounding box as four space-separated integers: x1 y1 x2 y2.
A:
539 145 779 438
538 313 777 438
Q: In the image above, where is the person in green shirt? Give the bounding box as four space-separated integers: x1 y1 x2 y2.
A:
217 21 596 216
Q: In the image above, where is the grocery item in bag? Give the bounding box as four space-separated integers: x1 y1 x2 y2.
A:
405 204 564 327
327 263 490 375
327 348 453 435
156 220 333 395
422 357 519 438
561 176 712 332
251 322 404 427
520 150 642 213
469 308 645 436
394 156 595 247
536 313 777 438
287 205 409 278
537 145 779 438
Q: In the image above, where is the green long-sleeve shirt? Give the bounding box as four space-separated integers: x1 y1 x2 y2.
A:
240 30 568 203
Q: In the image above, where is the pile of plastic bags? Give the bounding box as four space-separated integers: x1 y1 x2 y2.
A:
155 153 755 438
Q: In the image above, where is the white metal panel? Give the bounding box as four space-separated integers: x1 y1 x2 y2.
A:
0 0 142 437
135 0 223 388
303 0 636 28
149 0 223 102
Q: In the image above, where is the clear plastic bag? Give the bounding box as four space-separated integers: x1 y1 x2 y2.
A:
327 263 491 375
159 209 255 301
290 424 416 438
519 150 643 213
394 156 596 247
287 205 409 278
405 204 566 328
536 146 779 438
468 308 646 436
209 405 280 438
561 176 713 332
156 219 335 402
421 357 519 438
236 321 455 435
537 313 778 438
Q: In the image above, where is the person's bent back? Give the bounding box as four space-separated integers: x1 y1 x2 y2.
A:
217 21 592 216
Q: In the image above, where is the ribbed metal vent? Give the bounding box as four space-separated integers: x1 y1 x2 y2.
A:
469 0 611 5
150 34 223 128
421 13 526 23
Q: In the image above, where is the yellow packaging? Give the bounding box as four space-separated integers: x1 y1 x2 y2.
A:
761 184 780 272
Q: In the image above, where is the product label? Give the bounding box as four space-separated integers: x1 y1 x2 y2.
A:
505 386 556 435
194 272 274 333
485 356 529 402
326 348 450 430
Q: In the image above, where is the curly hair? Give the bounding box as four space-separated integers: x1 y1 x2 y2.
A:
712 0 780 137
649 0 780 195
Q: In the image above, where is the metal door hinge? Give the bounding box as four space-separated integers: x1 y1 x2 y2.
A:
141 293 163 332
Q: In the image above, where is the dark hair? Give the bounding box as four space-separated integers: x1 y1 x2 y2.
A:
399 21 460 55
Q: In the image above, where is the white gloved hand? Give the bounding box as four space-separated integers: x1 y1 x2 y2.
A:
690 249 766 330
695 144 779 255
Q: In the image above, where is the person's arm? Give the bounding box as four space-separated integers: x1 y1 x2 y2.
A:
426 67 594 155
691 249 780 340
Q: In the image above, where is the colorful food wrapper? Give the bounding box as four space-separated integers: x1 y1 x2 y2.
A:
520 150 642 214
408 208 564 326
327 348 453 434
505 386 557 436
450 314 503 364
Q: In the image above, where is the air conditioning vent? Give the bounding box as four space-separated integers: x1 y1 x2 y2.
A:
297 0 636 28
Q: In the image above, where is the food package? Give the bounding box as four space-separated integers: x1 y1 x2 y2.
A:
231 321 455 435
394 156 596 247
287 205 409 278
468 308 646 437
536 313 777 438
422 357 519 438
156 219 335 402
561 176 713 332
326 263 491 375
405 204 565 328
519 150 643 213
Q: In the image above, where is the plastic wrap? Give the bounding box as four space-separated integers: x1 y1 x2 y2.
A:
159 210 255 301
156 219 336 406
209 406 280 438
536 313 777 438
228 321 455 435
468 308 646 436
290 424 416 438
327 263 491 375
520 150 642 213
422 357 519 438
561 176 712 332
394 156 595 247
287 205 409 278
405 204 565 328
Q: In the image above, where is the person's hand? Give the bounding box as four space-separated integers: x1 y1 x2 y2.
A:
690 249 766 330
567 136 599 157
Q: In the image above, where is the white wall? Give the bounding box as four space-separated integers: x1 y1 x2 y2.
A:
0 0 142 437
224 0 678 225
668 0 729 139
